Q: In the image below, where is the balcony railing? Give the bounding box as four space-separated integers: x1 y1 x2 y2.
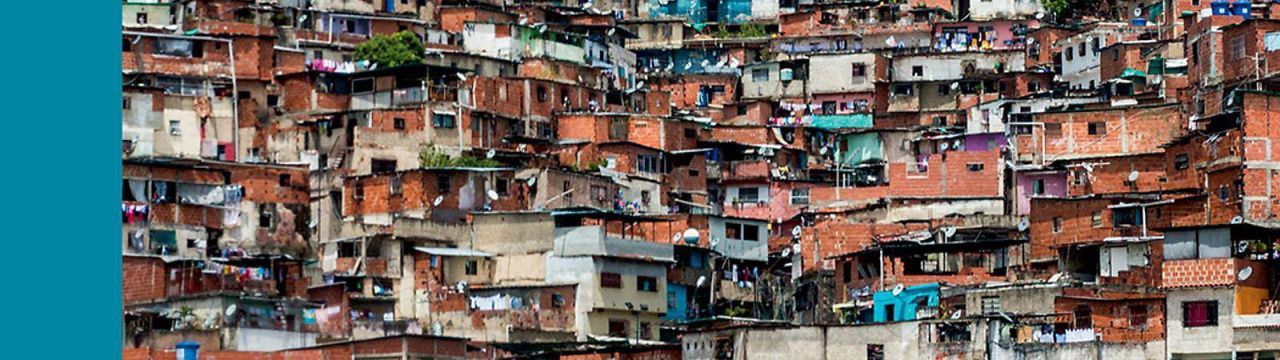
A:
350 86 458 110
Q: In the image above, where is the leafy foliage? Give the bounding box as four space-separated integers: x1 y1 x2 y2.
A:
420 147 502 168
354 31 425 68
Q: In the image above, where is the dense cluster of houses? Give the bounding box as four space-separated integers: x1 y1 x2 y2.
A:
120 0 1280 359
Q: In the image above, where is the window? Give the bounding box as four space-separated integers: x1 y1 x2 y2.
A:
1066 50 1074 62
393 117 405 130
136 12 148 24
1266 32 1280 52
433 113 456 128
981 296 1001 314
1231 37 1246 61
338 242 360 257
345 19 356 33
1033 179 1046 195
372 159 397 174
609 118 627 140
1129 305 1149 328
1052 217 1063 233
911 65 923 77
266 95 279 107
1088 122 1106 136
1174 154 1189 170
600 272 622 288
536 86 548 102
851 63 866 77
353 184 365 200
790 188 810 205
259 205 274 228
967 163 984 172
736 187 760 203
741 224 760 241
279 174 292 187
638 322 652 340
495 178 509 196
842 261 852 283
1078 42 1086 57
684 128 697 138
464 260 478 275
169 120 181 136
937 84 950 96
752 68 769 82
1183 301 1218 327
1074 304 1092 329
389 175 403 195
637 276 658 292
892 84 914 96
608 319 629 337
1091 37 1101 53
1113 208 1144 227
637 154 661 173
437 175 452 194
867 344 884 360
352 78 374 94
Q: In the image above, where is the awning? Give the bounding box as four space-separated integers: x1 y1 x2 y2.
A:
1121 68 1147 78
414 247 494 258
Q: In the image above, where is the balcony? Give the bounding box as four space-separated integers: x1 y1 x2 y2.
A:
552 225 674 262
722 159 771 180
350 86 458 110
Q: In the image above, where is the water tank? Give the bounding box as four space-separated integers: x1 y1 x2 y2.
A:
1211 0 1232 15
175 341 200 360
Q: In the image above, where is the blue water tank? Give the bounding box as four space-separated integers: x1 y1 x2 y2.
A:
1132 18 1148 26
1212 0 1232 15
1232 0 1252 18
175 340 200 360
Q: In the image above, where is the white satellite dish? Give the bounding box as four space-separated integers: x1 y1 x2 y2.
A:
729 58 740 68
1035 12 1045 19
635 81 646 89
942 226 957 237
433 195 445 206
791 225 803 238
1128 171 1140 182
1231 216 1244 224
1048 272 1064 283
781 248 792 257
701 59 710 68
672 233 681 243
1239 266 1254 281
456 281 468 292
709 237 720 248
487 189 500 201
1238 241 1250 254
953 139 962 149
665 62 674 71
682 228 700 245
225 304 238 317
892 283 905 295
684 61 693 70
486 149 496 159
526 176 537 186
940 142 951 151
1017 219 1030 232
607 28 616 36
519 17 528 25
1134 7 1143 17
696 275 707 288
457 73 468 81
819 146 829 155
716 58 727 68
950 82 960 90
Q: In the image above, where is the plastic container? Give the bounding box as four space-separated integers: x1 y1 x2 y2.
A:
1231 0 1252 19
1211 0 1232 15
1132 18 1148 26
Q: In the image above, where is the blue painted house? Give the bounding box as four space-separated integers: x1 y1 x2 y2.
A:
871 283 941 323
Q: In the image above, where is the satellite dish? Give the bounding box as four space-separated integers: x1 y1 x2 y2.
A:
682 228 700 245
1035 12 1045 19
950 82 960 90
1017 219 1030 231
1134 7 1143 17
1048 272 1064 283
716 58 727 67
701 59 710 68
942 226 957 238
526 176 537 186
225 304 238 317
1239 266 1254 281
950 310 962 319
729 58 740 68
791 225 803 238
940 142 951 151
1238 241 1251 254
635 81 646 89
456 281 468 292
709 237 720 248
953 139 963 149
684 61 692 70
457 73 467 81
892 283 905 295
696 275 708 288
665 62 674 71
1128 171 1140 182
819 146 829 155
433 195 445 206
607 28 616 36
487 189 500 201
486 149 496 159
519 17 528 25
1231 216 1244 224
781 248 792 257
672 233 681 243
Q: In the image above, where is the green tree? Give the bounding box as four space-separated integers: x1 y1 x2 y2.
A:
354 31 425 68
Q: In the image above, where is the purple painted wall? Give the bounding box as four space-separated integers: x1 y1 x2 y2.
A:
1014 171 1068 215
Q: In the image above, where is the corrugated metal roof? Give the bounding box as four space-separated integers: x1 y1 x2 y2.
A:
414 247 494 257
